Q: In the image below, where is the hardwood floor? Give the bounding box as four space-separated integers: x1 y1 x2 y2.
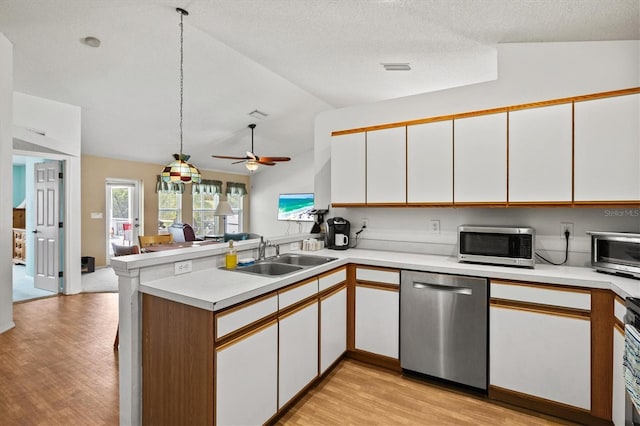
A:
277 359 576 426
0 293 574 426
0 293 119 426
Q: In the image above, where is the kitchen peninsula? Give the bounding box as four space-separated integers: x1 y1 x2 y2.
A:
112 236 637 425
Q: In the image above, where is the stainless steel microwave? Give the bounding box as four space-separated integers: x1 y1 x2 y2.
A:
587 231 640 279
458 225 535 268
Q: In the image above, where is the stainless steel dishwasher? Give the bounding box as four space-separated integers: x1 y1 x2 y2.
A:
400 270 488 390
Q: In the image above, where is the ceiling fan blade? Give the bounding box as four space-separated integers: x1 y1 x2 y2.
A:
231 160 247 164
259 156 291 162
212 155 249 160
259 161 276 166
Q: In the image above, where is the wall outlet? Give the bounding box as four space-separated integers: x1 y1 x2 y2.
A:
429 219 440 234
361 218 369 228
174 260 192 275
560 222 574 239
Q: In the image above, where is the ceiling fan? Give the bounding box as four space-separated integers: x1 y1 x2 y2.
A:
212 124 291 172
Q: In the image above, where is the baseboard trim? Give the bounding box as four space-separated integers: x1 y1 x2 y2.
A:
346 349 401 372
489 385 612 426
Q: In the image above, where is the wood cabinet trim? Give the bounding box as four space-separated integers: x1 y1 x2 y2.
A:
317 266 347 280
319 282 347 300
215 318 278 352
615 321 624 334
215 291 278 320
591 289 614 420
331 87 640 136
333 201 640 208
278 297 318 321
355 265 400 273
490 298 590 321
490 278 592 294
356 282 399 292
279 276 318 294
488 385 606 426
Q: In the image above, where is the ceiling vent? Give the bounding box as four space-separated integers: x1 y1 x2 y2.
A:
381 63 411 71
248 109 269 119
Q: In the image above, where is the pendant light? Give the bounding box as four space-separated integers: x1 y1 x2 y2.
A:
161 7 201 184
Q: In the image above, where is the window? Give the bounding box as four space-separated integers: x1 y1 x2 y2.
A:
225 194 244 234
192 192 218 237
158 192 181 232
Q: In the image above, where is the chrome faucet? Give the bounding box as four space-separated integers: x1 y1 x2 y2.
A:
258 236 267 260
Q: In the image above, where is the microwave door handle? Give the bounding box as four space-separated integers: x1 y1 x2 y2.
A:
412 282 472 295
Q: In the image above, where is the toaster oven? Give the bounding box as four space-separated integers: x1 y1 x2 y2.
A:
587 231 640 279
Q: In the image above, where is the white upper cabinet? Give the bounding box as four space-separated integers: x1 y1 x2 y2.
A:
331 132 366 204
454 113 507 203
366 127 406 204
574 93 640 202
407 121 453 203
509 104 573 203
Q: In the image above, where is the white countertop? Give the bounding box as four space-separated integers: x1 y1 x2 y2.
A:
134 248 640 311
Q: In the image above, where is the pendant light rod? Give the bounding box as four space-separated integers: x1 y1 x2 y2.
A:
177 7 188 156
160 7 201 184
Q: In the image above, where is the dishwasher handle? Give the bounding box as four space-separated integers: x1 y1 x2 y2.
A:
412 281 473 295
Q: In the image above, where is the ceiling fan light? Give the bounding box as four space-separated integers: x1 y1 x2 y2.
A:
245 161 259 172
162 153 202 183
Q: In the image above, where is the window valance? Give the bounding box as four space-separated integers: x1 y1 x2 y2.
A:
192 179 222 195
226 182 248 196
156 175 185 194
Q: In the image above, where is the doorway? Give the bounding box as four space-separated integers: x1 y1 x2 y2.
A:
106 179 141 263
11 155 61 302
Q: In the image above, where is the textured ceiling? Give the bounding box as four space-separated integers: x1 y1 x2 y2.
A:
1 0 638 174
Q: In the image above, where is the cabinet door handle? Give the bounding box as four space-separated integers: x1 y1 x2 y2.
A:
32 230 38 234
412 282 472 295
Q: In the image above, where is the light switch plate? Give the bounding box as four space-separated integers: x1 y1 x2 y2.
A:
90 212 103 219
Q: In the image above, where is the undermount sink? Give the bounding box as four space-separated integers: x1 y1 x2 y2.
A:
234 261 303 276
269 253 338 267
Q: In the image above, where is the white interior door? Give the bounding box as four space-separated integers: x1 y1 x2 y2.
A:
34 161 60 293
106 180 141 260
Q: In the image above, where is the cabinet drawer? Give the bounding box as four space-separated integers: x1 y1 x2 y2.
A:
279 279 318 311
490 280 590 311
216 294 278 340
356 267 399 286
318 267 347 292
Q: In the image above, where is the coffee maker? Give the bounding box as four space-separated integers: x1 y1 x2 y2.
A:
326 217 350 250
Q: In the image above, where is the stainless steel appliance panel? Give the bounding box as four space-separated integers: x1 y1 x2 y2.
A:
588 231 640 279
400 270 488 390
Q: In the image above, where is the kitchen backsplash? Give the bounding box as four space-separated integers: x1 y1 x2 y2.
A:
330 206 640 268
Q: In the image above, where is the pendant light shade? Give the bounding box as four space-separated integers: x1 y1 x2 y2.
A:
162 153 202 183
162 7 201 184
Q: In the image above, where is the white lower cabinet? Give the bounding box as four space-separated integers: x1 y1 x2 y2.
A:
355 286 399 359
490 306 591 409
215 321 278 426
278 301 319 409
320 286 347 374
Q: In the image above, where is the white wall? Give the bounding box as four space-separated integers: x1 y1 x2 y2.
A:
250 149 316 237
0 34 14 333
314 41 640 266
